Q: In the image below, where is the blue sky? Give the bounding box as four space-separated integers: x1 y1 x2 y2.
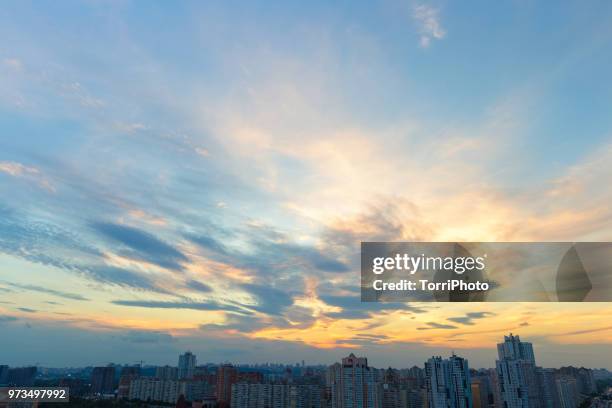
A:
1 0 612 369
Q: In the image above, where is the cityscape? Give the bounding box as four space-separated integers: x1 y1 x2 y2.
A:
2 334 611 408
2 3 612 408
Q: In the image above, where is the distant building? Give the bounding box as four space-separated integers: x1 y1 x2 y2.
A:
7 366 37 387
238 371 264 384
558 366 597 395
217 364 238 408
231 383 323 408
0 365 8 385
496 334 541 408
536 368 560 408
129 377 183 404
398 388 425 408
179 352 197 380
117 366 140 399
556 376 579 408
470 377 487 408
424 355 472 408
327 353 378 408
59 378 88 397
184 379 216 401
91 366 115 395
157 365 179 380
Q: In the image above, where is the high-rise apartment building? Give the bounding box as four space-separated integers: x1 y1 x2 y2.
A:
128 377 184 403
91 366 115 395
496 334 541 408
230 383 322 408
217 364 238 408
179 352 197 380
327 354 378 408
556 377 579 408
117 366 140 399
424 355 472 408
536 368 560 408
157 365 179 380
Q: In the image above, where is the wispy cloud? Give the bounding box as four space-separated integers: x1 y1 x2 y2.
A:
91 222 188 271
413 4 446 48
0 161 55 192
1 281 90 301
110 299 252 315
448 312 496 326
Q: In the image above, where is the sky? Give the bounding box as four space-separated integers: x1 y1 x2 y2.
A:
1 0 612 369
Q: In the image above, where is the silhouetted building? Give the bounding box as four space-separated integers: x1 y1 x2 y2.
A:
7 366 37 386
91 366 115 395
0 365 8 385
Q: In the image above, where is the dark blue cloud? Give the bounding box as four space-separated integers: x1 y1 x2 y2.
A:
417 322 458 330
2 281 90 301
187 235 228 256
240 283 294 315
185 279 213 293
187 230 350 278
0 203 101 270
447 312 495 325
110 299 252 315
17 307 37 313
85 265 169 293
92 222 188 270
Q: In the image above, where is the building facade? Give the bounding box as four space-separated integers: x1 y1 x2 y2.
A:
328 354 378 408
179 352 197 380
496 334 541 408
424 355 472 408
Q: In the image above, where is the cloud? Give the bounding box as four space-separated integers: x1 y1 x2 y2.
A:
110 299 252 315
17 307 37 313
2 281 90 301
417 321 458 330
412 4 446 48
0 161 55 192
188 227 350 277
563 326 612 336
84 265 168 293
92 222 188 270
240 283 295 315
185 279 213 293
447 312 496 326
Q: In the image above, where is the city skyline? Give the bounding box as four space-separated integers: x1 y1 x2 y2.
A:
2 334 608 408
2 334 610 372
2 1 612 369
